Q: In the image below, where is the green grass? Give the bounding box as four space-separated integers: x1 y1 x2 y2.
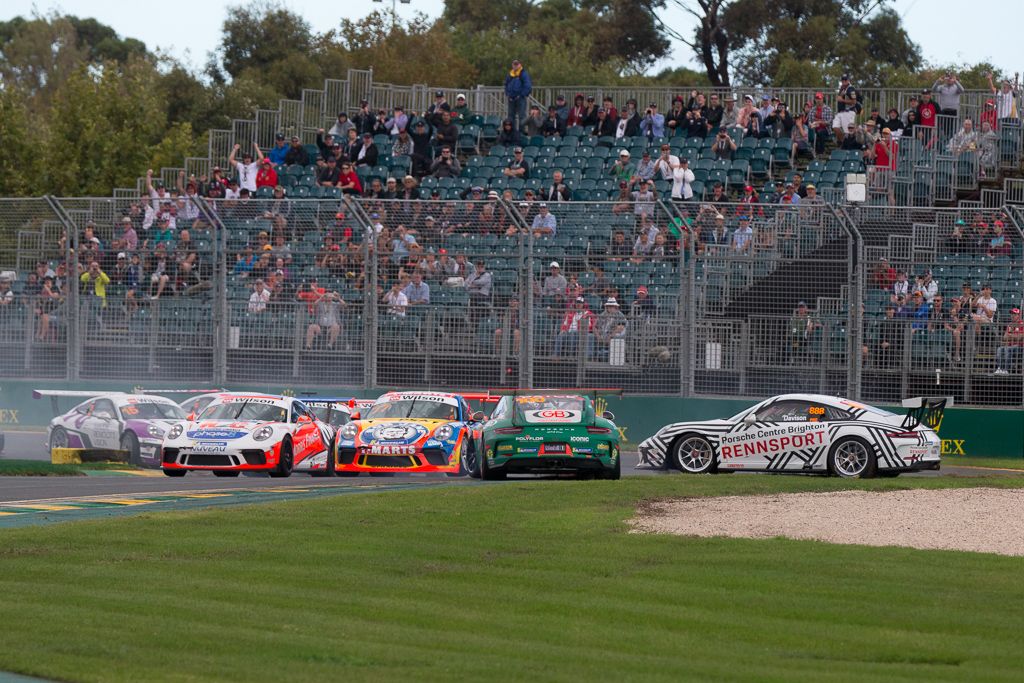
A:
0 459 138 476
1 475 1024 682
948 457 1024 470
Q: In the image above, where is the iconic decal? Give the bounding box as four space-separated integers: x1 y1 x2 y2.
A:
570 435 589 443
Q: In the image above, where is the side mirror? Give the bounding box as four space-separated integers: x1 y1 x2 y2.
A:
742 413 757 426
297 414 312 424
471 411 486 422
602 410 615 421
351 411 361 420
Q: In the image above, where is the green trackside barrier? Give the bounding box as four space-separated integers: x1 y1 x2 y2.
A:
2 380 1021 458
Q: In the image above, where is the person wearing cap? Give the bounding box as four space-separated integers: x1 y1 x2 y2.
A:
868 125 897 171
408 118 433 175
757 94 775 124
504 59 532 145
994 307 1024 374
543 170 572 202
806 91 833 155
384 105 409 136
615 101 641 139
531 203 557 237
789 300 820 363
430 146 461 179
591 106 616 137
352 99 376 136
595 297 628 353
283 135 309 166
882 108 904 134
328 111 355 140
451 93 472 125
832 73 861 143
640 102 665 139
350 131 379 168
503 146 530 179
267 132 289 165
778 183 800 206
608 149 635 182
541 261 567 302
916 90 938 130
634 150 656 182
653 143 678 179
630 285 656 320
555 296 595 358
522 104 545 138
426 90 451 126
118 216 139 253
665 97 687 133
255 156 278 189
542 105 566 137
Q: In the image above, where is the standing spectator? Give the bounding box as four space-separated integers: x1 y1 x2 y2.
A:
807 92 833 156
531 203 557 236
404 271 430 306
409 119 434 176
988 73 1020 125
640 103 665 139
616 101 641 138
979 120 999 177
228 143 263 192
267 133 289 165
705 94 725 131
933 71 965 117
351 132 379 167
566 94 586 127
555 297 595 357
916 90 938 131
352 99 376 136
255 158 277 189
430 147 461 178
654 144 679 180
284 136 309 166
943 298 967 363
384 105 409 136
665 97 687 134
80 261 110 307
329 112 355 140
832 73 861 144
980 99 999 132
592 108 616 137
789 301 819 363
765 102 794 138
426 90 451 127
994 308 1024 374
384 281 408 316
684 106 707 138
504 59 532 144
308 290 346 350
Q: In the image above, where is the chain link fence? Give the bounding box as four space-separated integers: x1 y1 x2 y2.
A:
1 195 1023 407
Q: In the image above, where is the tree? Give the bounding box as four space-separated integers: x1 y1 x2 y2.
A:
659 0 731 86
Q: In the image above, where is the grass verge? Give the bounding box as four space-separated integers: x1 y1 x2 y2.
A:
0 459 138 476
947 457 1024 470
1 475 1023 682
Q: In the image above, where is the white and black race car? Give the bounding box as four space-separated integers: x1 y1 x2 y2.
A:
637 394 949 478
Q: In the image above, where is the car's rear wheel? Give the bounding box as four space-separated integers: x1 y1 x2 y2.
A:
312 437 336 477
50 426 69 450
269 441 293 478
213 471 240 477
120 431 141 467
603 452 622 480
672 435 717 474
162 469 187 477
480 450 506 481
828 437 877 478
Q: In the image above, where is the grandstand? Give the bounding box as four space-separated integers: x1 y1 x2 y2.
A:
1 69 1023 408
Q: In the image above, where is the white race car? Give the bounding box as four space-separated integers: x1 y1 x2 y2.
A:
160 393 336 477
638 394 948 478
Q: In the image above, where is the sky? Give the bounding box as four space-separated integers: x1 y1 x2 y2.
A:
3 0 1021 80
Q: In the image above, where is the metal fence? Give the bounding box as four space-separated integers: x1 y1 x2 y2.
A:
1 195 1023 407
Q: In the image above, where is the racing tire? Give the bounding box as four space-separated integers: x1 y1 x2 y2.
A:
120 431 142 467
480 452 506 481
50 426 69 450
312 438 336 478
468 441 482 479
446 440 476 478
828 437 877 479
268 441 294 478
671 434 718 474
602 453 622 480
162 469 187 477
213 471 240 477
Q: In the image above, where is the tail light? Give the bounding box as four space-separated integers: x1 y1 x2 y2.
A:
586 426 611 434
495 427 523 435
887 431 919 439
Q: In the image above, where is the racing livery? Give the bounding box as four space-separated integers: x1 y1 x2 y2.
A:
36 390 186 467
160 394 335 477
478 393 621 479
638 394 948 478
333 391 489 476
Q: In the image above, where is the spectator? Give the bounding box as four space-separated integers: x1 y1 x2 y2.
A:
328 111 355 140
994 308 1024 374
746 111 765 139
497 118 518 146
979 120 999 178
654 144 678 179
789 300 820 362
933 71 965 117
116 216 138 253
430 147 461 179
948 119 979 155
712 130 736 160
981 99 999 133
504 59 532 143
550 94 569 124
433 111 459 149
318 157 341 187
452 93 472 125
872 305 904 368
778 184 801 205
916 90 938 131
635 150 656 182
541 261 567 302
352 99 376 136
765 102 795 137
918 270 939 303
988 221 1013 258
640 103 665 139
791 114 813 162
426 90 451 127
543 170 572 202
503 146 530 179
542 106 566 137
392 128 414 159
592 108 616 137
79 261 110 306
250 158 277 191
494 297 522 355
34 275 61 341
608 150 635 182
971 283 997 332
684 106 707 138
943 298 967 363
607 230 632 261
731 215 754 253
594 298 628 354
702 214 730 251
465 261 492 304
403 270 430 306
245 278 269 313
531 203 557 236
988 72 1020 125
336 161 362 195
352 132 379 167
228 143 264 192
408 119 434 176
758 95 775 123
946 224 970 254
0 274 13 314
284 136 309 166
832 73 861 143
384 281 408 316
870 127 898 170
555 296 595 357
704 93 724 130
616 100 641 138
891 270 909 302
882 108 904 134
806 92 833 156
631 179 657 218
522 105 545 138
630 285 656 320
307 288 346 350
670 158 695 201
267 133 289 165
384 105 409 136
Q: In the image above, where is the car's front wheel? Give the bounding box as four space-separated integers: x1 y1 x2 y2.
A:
672 435 717 474
120 431 141 467
50 426 69 450
162 469 187 477
828 437 877 478
268 441 293 478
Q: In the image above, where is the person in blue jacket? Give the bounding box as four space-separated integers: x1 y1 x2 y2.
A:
504 59 532 145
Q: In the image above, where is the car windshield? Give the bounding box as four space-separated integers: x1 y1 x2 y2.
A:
199 401 287 423
366 398 458 420
307 404 350 427
119 402 185 420
514 395 585 420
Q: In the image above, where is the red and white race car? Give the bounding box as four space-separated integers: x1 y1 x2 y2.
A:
160 393 337 477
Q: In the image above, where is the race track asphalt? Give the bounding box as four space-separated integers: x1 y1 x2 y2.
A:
0 429 1015 505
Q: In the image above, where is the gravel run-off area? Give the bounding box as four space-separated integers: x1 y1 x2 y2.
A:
630 487 1024 557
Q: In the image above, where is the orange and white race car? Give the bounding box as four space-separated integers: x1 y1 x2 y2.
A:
160 393 336 477
333 391 494 477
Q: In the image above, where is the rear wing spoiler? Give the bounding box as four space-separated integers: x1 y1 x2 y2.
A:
489 388 624 427
32 389 127 417
901 396 953 432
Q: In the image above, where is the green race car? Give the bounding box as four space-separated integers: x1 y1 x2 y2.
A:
476 393 621 480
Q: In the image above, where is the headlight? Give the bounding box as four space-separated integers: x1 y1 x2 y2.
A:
254 426 274 441
434 424 454 441
167 424 183 440
340 423 359 440
147 424 165 438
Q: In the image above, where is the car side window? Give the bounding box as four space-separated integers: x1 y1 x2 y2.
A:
76 400 94 415
491 397 509 421
823 406 853 421
291 402 306 423
93 399 117 419
756 401 812 422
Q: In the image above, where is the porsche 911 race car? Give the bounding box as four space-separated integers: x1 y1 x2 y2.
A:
638 394 948 478
478 392 621 479
35 390 186 467
333 391 491 476
160 393 336 477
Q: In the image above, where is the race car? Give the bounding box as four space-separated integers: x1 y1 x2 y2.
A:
333 391 491 476
160 393 335 477
638 394 948 478
478 392 621 480
35 390 186 467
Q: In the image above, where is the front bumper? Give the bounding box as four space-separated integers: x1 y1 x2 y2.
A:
161 443 279 471
637 436 668 468
335 444 460 473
